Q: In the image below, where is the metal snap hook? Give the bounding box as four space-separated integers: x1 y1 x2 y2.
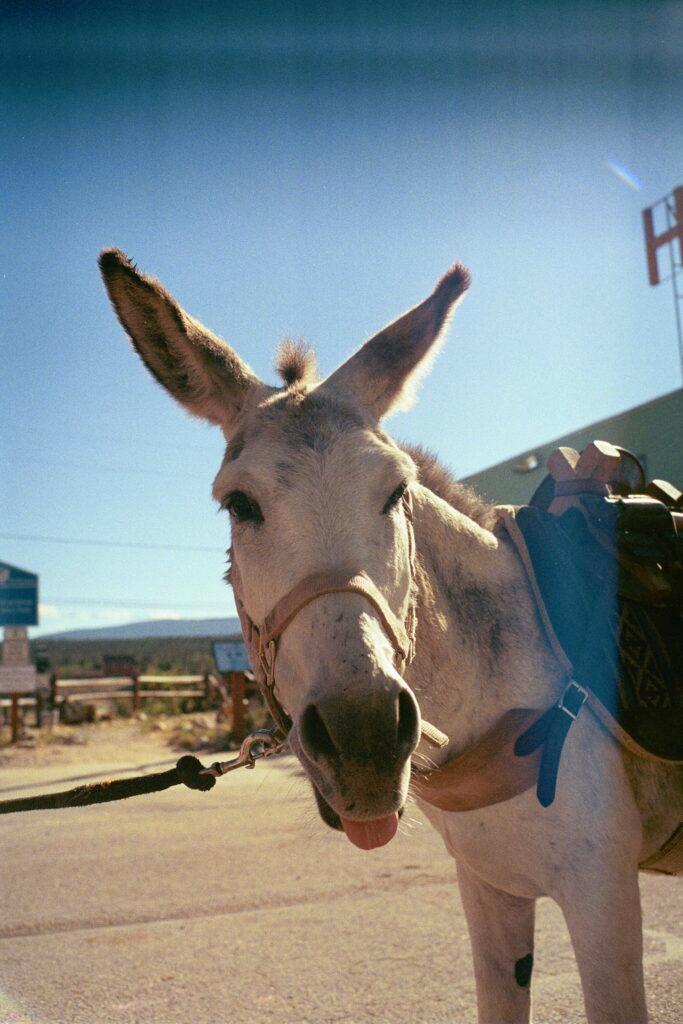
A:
200 728 288 778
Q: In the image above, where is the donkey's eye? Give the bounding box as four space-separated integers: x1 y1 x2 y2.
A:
223 491 263 524
382 481 407 514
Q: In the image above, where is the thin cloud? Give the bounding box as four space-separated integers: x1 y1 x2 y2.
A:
38 603 62 619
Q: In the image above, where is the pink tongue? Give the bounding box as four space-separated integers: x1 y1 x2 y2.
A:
340 812 399 851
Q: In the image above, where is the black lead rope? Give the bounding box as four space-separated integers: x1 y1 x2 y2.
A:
0 756 215 816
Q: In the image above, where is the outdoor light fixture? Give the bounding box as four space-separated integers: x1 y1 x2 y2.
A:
512 453 540 474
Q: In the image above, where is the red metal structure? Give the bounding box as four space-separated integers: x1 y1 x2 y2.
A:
642 185 683 378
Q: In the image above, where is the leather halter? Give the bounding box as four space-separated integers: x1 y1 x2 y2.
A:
229 490 448 749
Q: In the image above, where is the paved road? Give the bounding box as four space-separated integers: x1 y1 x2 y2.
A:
0 753 681 1024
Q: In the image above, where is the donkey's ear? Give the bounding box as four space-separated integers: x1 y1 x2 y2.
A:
319 262 470 420
99 249 267 434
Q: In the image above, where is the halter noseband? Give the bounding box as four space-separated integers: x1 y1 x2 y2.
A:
229 491 447 749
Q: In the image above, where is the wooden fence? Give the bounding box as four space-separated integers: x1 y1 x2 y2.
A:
52 671 214 713
0 669 258 744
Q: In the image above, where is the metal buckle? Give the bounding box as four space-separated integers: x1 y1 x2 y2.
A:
558 680 588 721
258 637 277 687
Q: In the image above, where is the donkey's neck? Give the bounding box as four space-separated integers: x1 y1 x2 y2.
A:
407 484 564 755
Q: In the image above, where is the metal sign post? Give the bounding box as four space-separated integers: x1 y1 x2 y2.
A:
0 562 39 742
212 641 251 742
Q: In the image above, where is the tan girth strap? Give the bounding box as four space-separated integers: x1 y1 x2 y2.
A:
261 570 412 662
412 708 543 812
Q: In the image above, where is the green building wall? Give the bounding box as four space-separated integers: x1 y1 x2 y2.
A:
462 388 683 506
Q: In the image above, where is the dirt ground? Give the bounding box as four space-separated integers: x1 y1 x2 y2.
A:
0 719 681 1024
0 714 238 778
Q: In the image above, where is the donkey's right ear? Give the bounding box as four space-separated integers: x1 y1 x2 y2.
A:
99 249 267 434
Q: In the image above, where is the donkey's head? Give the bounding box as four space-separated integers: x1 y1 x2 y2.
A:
99 250 469 849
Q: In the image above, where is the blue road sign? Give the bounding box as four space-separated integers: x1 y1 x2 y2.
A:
213 640 250 673
0 562 39 627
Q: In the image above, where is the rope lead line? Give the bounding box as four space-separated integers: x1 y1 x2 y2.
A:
0 755 215 816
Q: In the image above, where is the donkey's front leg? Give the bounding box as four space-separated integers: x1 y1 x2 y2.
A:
457 859 536 1024
558 865 647 1024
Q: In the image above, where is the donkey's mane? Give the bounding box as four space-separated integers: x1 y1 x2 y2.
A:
401 443 497 530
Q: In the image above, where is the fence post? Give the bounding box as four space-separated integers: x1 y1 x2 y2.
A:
49 672 58 712
202 672 212 709
229 672 247 742
35 691 43 729
132 670 140 714
10 693 20 744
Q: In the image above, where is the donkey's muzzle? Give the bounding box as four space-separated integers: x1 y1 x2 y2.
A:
299 681 420 773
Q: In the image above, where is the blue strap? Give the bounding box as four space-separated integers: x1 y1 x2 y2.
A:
515 681 587 807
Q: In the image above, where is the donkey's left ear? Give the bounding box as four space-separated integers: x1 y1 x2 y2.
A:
319 262 470 420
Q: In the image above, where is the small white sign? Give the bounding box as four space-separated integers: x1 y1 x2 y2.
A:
2 626 30 667
0 665 37 694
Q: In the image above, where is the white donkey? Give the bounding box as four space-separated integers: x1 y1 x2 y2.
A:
100 249 682 1024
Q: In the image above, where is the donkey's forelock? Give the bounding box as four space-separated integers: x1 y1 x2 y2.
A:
274 338 319 388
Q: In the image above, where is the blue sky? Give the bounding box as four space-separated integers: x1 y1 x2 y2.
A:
2 1 682 637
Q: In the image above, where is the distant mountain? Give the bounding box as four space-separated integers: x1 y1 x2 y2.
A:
42 617 241 642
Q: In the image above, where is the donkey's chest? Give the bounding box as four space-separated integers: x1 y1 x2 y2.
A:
417 712 642 899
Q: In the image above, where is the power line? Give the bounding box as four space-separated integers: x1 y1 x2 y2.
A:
7 430 218 458
10 458 206 481
0 533 225 554
41 597 230 610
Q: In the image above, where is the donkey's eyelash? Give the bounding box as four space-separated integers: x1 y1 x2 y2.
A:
221 490 264 525
382 481 407 514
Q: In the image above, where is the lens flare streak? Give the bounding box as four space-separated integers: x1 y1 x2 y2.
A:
606 159 643 191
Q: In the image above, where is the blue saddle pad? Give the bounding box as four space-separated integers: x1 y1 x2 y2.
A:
513 500 683 762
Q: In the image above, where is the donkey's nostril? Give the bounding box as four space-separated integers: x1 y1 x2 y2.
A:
300 703 338 762
397 688 420 754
